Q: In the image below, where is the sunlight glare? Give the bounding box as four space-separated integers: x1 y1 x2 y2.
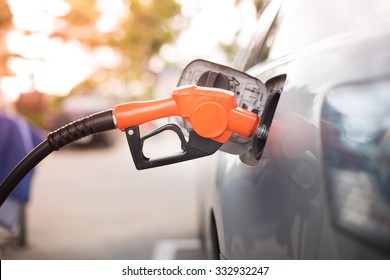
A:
96 0 129 32
0 76 32 102
32 40 93 95
7 0 70 34
171 0 258 64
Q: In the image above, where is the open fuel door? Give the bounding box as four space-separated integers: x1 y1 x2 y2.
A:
173 59 284 165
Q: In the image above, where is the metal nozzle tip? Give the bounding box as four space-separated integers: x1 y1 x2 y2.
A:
255 124 268 140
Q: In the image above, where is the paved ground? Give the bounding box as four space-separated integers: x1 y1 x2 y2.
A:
0 130 213 259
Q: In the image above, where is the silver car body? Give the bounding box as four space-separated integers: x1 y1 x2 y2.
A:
199 0 390 259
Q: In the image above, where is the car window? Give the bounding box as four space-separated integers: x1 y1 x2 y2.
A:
253 16 277 65
247 0 390 66
236 0 282 70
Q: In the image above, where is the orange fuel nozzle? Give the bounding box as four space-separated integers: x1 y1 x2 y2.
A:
114 85 260 143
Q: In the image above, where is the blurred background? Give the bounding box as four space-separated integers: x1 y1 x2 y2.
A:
0 0 266 259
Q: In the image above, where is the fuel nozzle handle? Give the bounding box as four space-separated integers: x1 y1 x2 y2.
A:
114 85 260 144
0 85 260 205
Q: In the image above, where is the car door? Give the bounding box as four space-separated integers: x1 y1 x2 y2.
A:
216 0 390 259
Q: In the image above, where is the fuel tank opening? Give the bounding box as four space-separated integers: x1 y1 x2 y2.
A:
252 89 281 160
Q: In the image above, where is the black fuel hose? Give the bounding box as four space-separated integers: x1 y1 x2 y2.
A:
0 109 116 207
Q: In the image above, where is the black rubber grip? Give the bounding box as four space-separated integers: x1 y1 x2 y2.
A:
126 125 223 170
47 110 115 151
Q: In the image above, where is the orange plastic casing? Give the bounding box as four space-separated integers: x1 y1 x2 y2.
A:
114 85 260 143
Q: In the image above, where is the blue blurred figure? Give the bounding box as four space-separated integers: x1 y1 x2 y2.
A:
0 112 44 244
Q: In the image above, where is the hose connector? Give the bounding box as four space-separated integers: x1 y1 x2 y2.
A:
47 110 116 151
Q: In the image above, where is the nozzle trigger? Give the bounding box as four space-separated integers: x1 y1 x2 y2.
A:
126 124 222 170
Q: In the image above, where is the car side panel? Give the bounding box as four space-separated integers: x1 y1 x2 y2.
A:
216 30 390 259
